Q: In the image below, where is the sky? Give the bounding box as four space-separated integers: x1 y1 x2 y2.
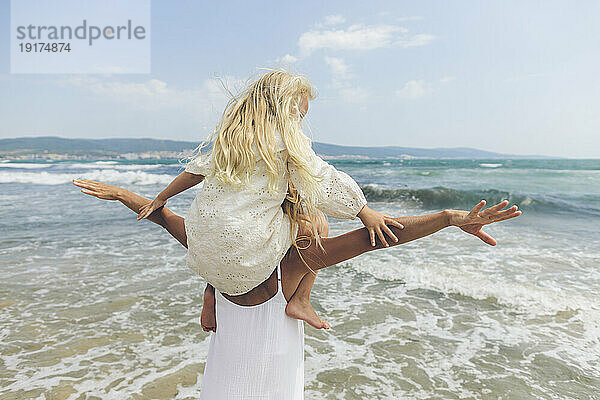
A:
0 0 599 158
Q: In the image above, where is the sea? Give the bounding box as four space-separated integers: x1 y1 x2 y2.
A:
0 158 599 399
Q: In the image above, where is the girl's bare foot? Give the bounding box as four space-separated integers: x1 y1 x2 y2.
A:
201 286 216 332
285 297 330 330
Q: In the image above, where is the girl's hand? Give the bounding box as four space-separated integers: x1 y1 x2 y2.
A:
447 200 522 246
137 197 167 221
72 179 121 201
357 205 405 247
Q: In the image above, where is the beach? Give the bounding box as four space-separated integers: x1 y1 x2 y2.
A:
1 158 599 399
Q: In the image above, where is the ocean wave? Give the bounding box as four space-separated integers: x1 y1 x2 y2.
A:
0 170 174 186
350 252 600 320
479 163 502 168
360 184 598 215
0 163 52 169
0 161 167 171
67 162 163 170
1 169 597 215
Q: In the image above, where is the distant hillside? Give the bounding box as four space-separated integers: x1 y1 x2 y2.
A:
311 142 551 159
0 136 555 159
0 137 196 154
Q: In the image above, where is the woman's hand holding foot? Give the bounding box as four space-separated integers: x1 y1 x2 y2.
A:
446 200 522 246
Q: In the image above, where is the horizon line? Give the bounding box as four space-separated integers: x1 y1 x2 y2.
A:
0 134 589 159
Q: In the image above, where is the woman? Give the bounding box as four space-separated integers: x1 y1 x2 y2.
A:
72 179 521 398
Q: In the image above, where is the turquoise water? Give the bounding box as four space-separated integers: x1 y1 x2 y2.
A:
0 158 599 399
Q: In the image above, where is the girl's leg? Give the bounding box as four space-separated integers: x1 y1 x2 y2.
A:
201 284 216 332
285 211 330 329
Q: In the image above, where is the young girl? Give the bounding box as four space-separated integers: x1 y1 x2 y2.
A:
137 70 404 329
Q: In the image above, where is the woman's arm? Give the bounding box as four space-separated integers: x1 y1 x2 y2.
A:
277 201 520 302
73 179 188 248
286 200 520 274
137 172 203 220
290 210 451 273
117 188 188 248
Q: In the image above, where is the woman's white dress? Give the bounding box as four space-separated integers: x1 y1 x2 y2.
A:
199 262 304 399
184 130 367 295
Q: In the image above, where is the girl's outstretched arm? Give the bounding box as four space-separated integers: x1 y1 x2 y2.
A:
137 171 204 221
73 179 188 248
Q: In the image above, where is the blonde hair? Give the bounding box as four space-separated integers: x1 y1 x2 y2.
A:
183 69 327 272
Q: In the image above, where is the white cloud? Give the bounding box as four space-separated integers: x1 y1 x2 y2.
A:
298 23 435 56
275 54 298 65
324 56 368 103
63 76 241 107
395 80 433 99
68 77 169 99
323 15 346 26
324 56 354 82
61 75 244 126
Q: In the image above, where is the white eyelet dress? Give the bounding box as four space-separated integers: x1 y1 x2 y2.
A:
183 129 367 296
199 262 304 399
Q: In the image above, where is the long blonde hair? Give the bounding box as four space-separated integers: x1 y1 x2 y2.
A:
183 69 327 272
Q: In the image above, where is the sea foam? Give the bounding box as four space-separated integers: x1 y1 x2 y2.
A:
0 162 52 169
0 169 174 186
